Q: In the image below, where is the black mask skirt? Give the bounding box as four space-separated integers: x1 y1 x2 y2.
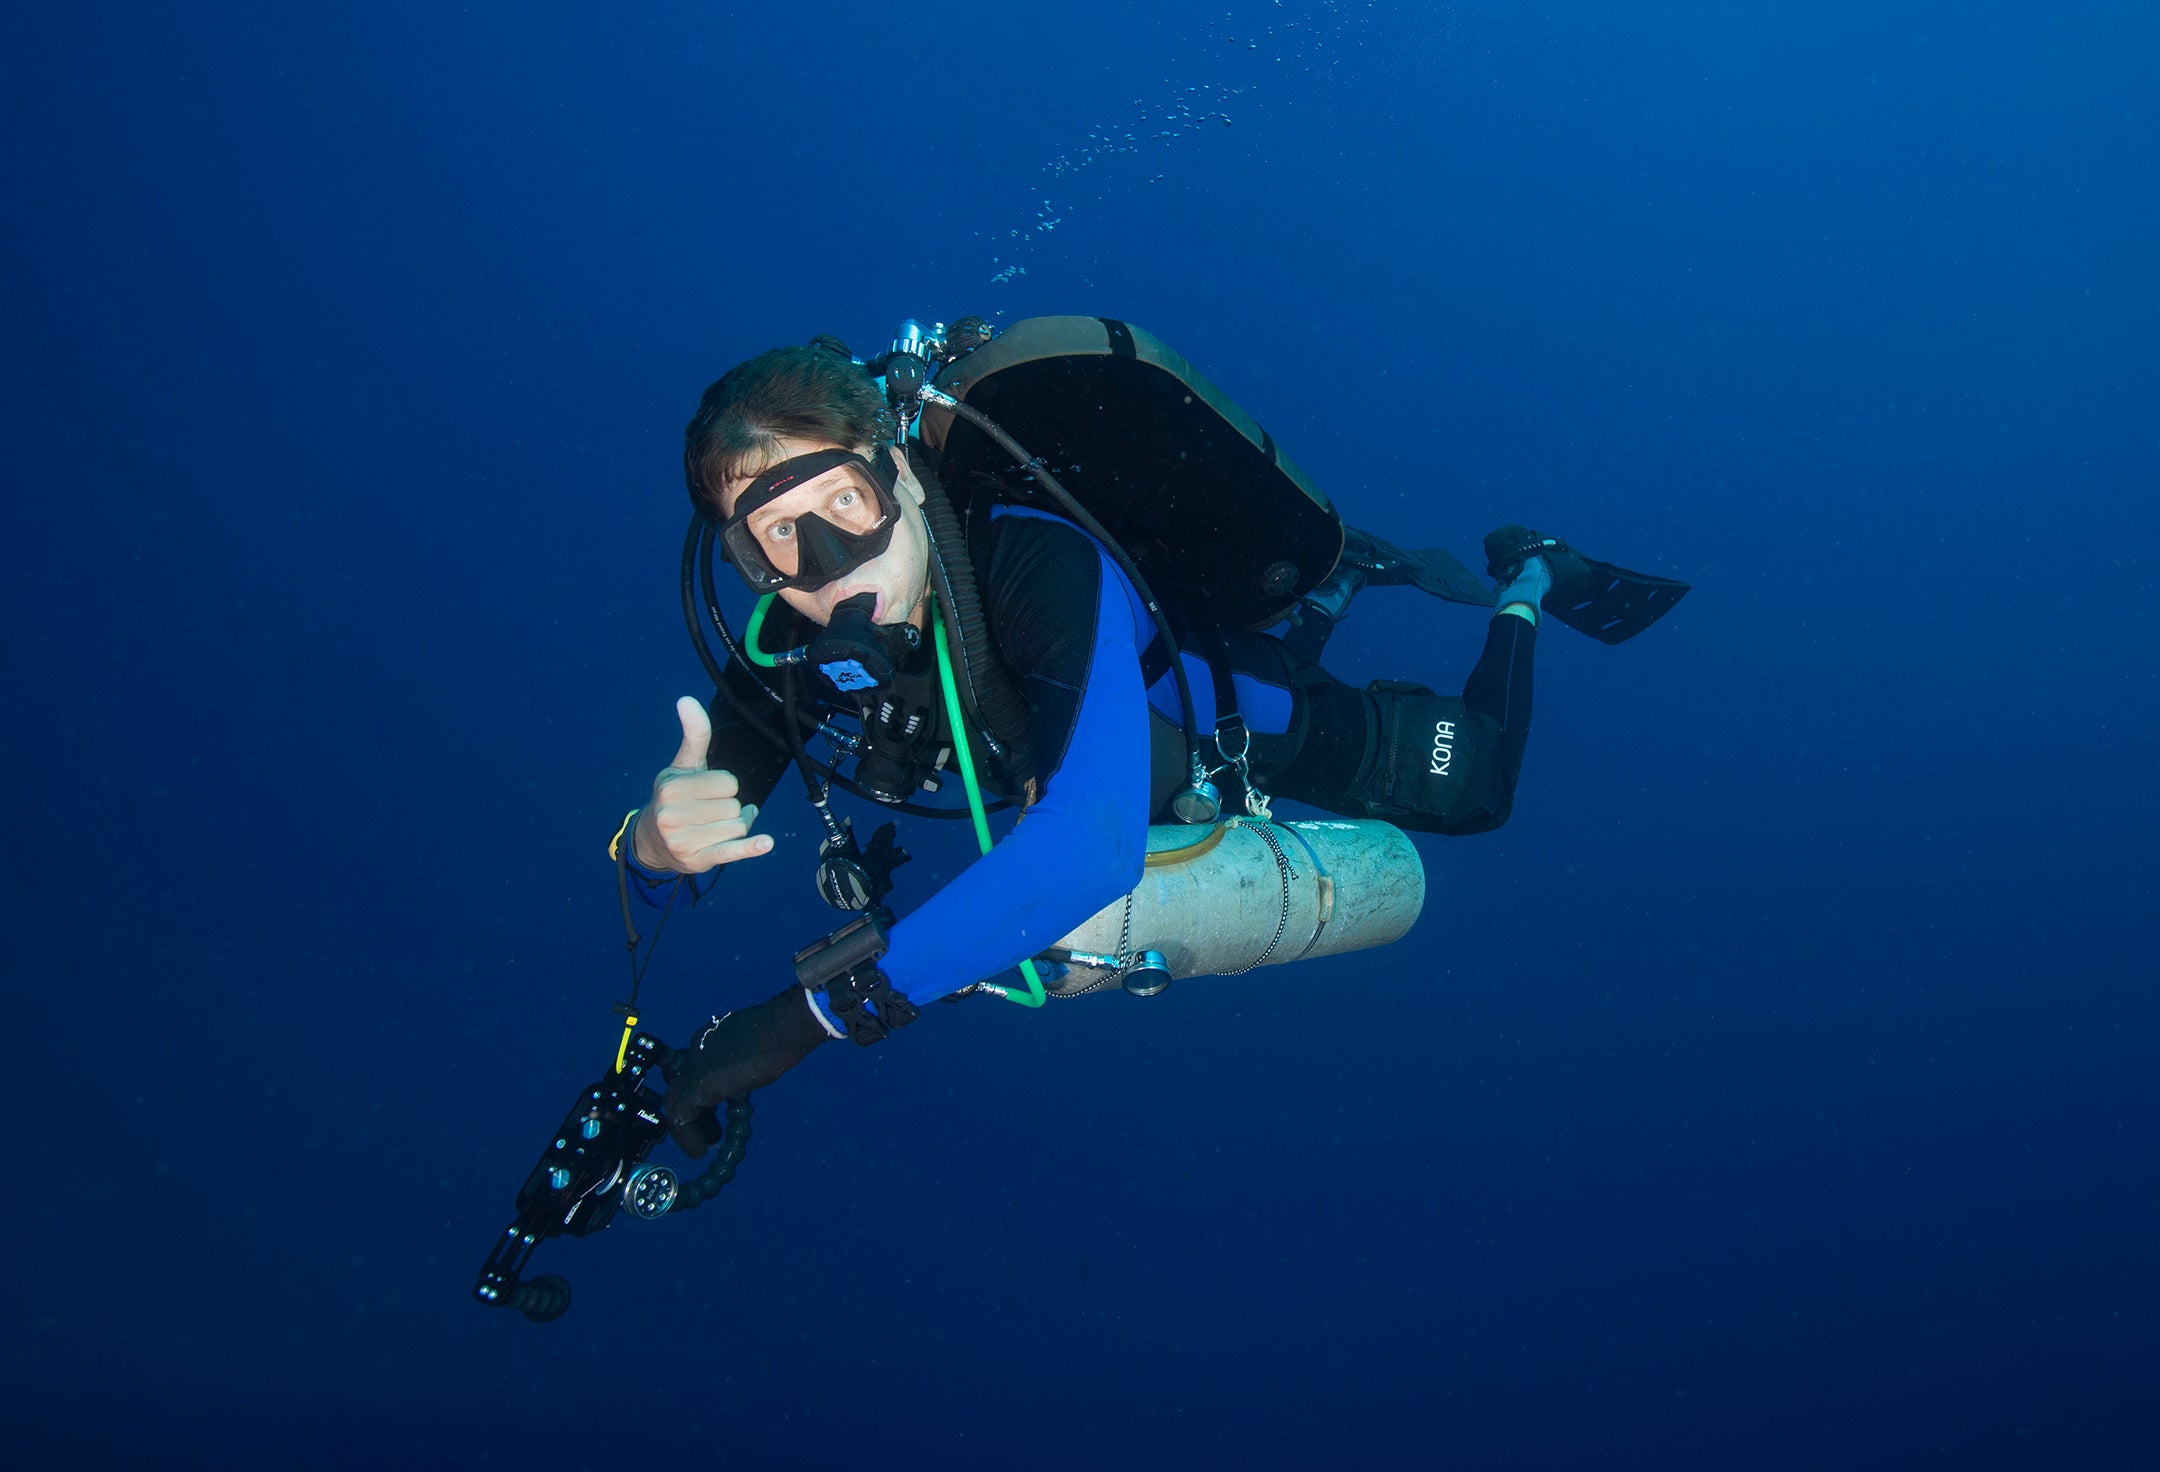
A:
718 448 902 593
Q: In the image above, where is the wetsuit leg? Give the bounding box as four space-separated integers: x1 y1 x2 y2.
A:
1459 612 1537 821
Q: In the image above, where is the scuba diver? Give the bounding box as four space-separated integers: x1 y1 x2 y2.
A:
619 316 1691 1161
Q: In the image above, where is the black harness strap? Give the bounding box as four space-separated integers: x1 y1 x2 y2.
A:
1195 627 1251 788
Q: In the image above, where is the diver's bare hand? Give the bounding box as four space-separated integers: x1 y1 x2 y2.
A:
630 697 773 874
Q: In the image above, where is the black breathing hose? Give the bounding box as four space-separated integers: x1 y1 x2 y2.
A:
908 445 1038 798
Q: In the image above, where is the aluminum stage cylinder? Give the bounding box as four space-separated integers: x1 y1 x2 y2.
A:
1044 819 1424 995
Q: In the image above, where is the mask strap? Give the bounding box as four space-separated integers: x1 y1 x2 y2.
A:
728 448 871 522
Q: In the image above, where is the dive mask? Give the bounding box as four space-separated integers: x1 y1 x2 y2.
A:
718 447 903 594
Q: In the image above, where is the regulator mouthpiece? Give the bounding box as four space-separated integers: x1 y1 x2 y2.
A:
810 593 918 699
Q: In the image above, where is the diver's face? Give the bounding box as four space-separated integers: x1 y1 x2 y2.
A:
719 436 932 629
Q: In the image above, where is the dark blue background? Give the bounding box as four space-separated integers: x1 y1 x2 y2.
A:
6 2 2155 1466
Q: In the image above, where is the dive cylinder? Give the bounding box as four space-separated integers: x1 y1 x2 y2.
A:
1043 819 1423 996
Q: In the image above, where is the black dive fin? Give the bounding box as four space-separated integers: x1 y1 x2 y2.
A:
1284 526 1499 664
1546 556 1690 644
1343 527 1496 608
1484 526 1690 645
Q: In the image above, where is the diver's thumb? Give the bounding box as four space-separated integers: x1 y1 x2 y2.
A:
671 696 712 771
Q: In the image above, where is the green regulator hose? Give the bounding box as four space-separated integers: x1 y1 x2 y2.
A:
743 594 780 668
932 602 1047 1008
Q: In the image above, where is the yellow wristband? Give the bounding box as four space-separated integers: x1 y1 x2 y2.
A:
609 808 641 862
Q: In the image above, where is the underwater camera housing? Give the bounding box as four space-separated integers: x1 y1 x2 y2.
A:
474 1032 752 1322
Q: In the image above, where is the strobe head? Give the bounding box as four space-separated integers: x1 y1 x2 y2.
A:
624 1164 680 1220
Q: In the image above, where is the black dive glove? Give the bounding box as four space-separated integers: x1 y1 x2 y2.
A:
660 987 829 1156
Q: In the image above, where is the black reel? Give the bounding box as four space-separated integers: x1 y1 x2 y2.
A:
474 1031 753 1322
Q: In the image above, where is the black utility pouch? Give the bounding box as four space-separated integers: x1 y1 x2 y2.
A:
1352 681 1503 834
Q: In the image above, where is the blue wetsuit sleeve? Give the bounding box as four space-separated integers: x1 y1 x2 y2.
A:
871 543 1151 1006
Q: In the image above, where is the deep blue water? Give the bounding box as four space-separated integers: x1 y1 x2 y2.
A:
6 3 2156 1467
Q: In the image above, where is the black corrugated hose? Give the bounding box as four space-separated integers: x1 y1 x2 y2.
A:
909 443 1040 801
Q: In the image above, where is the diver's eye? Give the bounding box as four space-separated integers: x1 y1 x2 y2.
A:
832 489 858 512
767 520 795 543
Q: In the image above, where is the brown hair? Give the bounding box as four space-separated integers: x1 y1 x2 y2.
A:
682 345 895 520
